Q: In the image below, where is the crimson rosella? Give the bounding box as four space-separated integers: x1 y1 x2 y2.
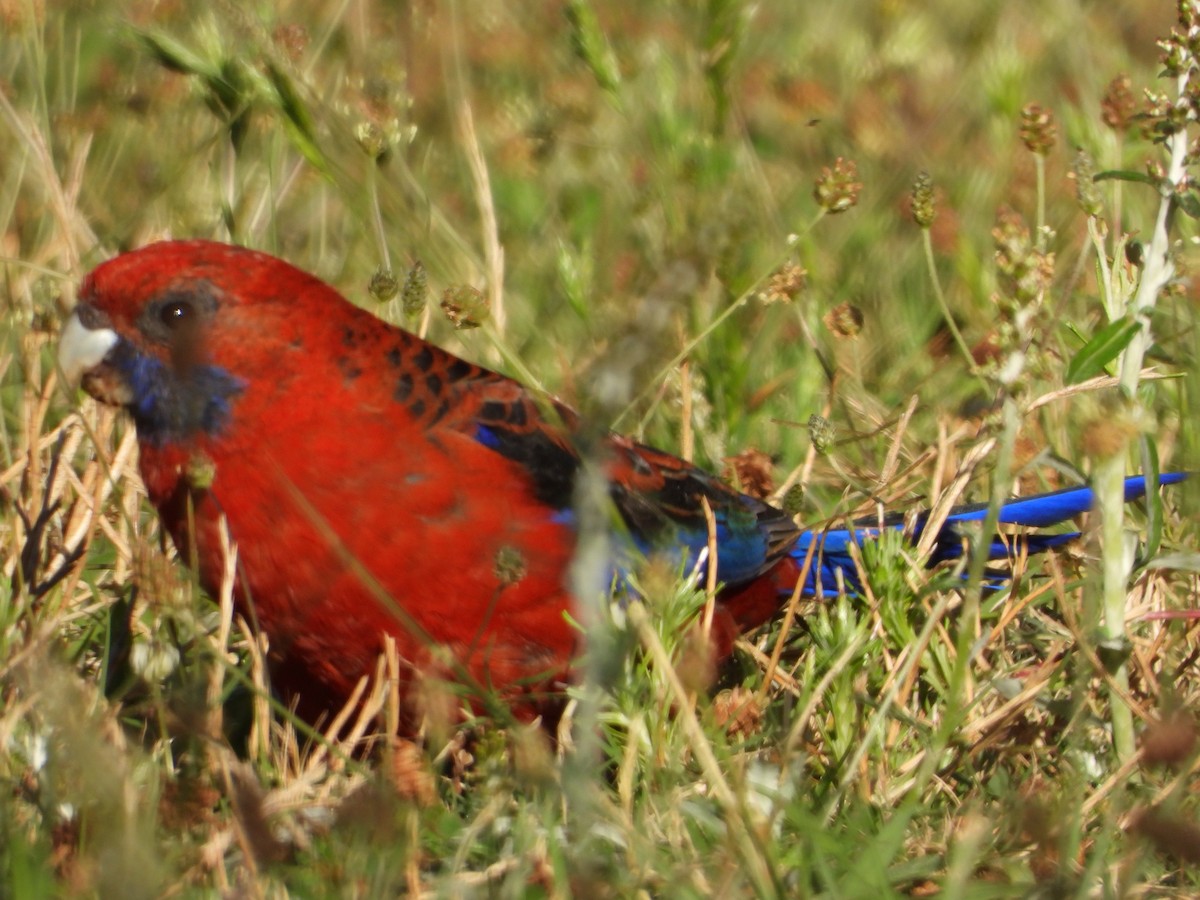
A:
57 241 1182 724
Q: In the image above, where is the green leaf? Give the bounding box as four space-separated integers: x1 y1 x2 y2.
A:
1141 436 1164 558
565 0 622 98
1178 191 1200 219
1065 317 1141 384
1145 552 1200 572
265 63 332 179
136 29 217 79
1093 169 1162 187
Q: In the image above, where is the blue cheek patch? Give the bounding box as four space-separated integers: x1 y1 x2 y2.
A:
124 353 175 429
111 339 245 445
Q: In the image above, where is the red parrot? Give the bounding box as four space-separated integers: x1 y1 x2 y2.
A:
57 240 1181 724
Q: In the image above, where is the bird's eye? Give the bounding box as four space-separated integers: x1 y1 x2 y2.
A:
138 284 218 345
159 299 194 330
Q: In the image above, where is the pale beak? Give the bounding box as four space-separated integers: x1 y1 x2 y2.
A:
58 309 118 386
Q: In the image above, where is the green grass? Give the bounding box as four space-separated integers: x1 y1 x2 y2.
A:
2 1 1198 895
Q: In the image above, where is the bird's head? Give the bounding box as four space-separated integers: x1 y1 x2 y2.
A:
58 240 337 446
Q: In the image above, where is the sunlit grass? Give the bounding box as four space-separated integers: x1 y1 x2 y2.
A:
1 0 1197 895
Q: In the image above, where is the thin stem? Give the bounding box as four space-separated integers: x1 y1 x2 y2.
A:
952 398 1020 703
920 228 984 387
1086 216 1116 320
1034 153 1047 242
366 160 390 270
615 208 828 432
627 601 781 898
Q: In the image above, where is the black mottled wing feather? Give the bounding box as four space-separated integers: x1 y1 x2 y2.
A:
425 355 796 585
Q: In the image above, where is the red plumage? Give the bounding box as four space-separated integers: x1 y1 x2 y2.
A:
58 240 1178 727
78 243 595 720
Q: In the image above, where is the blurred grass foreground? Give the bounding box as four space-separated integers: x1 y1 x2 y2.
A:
2 1 1199 896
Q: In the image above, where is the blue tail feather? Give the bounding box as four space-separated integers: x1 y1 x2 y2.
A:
941 473 1186 528
789 473 1184 598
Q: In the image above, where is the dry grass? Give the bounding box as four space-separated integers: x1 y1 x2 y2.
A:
1 1 1199 895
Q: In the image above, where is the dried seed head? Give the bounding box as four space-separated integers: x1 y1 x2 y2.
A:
271 23 309 61
1081 407 1140 460
494 545 527 587
723 448 775 500
388 738 437 806
354 121 388 159
782 482 806 517
401 261 428 318
440 285 488 329
1019 103 1057 155
760 262 807 304
712 686 765 740
823 302 864 338
808 414 835 454
1130 807 1200 865
1070 149 1104 217
981 203 1059 388
368 267 399 304
1140 712 1198 768
813 157 862 214
911 170 936 228
992 206 1054 304
185 451 216 491
1101 74 1136 132
362 76 402 120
